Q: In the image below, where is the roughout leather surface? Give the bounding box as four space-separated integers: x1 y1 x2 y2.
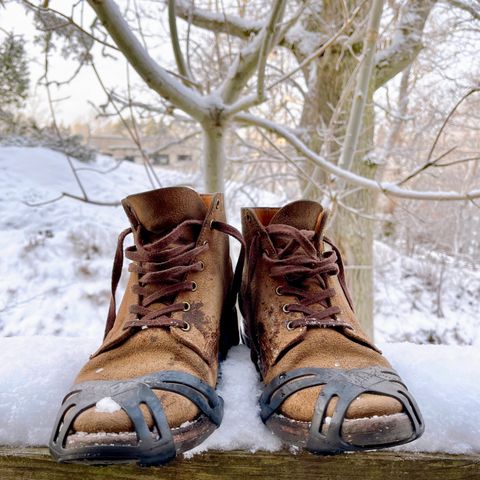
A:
240 201 403 422
72 187 234 433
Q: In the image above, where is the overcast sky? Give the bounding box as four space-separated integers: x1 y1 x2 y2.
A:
0 2 166 125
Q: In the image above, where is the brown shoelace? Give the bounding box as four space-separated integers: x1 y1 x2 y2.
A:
258 223 352 330
104 219 245 337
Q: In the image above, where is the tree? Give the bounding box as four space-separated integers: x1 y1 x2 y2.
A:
0 32 29 113
19 0 480 337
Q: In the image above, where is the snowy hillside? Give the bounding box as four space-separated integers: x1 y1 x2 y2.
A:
1 146 478 343
0 147 279 337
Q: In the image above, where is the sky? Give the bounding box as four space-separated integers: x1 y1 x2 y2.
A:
0 2 169 124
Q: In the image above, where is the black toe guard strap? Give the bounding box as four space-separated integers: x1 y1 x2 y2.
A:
259 366 424 453
49 371 223 465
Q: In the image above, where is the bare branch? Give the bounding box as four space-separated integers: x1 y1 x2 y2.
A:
398 146 457 185
24 193 120 207
426 87 480 163
235 113 480 201
375 0 436 89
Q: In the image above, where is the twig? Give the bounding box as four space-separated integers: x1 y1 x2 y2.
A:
426 87 480 163
24 192 120 207
22 0 119 51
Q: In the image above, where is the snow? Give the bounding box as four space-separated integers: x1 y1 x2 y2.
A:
0 336 97 446
375 242 480 346
0 337 478 454
95 397 122 414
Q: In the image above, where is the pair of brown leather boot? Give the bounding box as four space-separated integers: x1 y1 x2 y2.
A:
50 187 423 465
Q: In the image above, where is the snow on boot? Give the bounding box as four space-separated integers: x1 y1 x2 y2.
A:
49 187 244 465
240 200 424 453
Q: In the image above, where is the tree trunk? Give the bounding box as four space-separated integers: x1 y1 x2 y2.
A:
296 9 377 338
202 122 226 193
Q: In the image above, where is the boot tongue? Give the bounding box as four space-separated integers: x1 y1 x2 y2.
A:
122 186 207 234
269 200 324 231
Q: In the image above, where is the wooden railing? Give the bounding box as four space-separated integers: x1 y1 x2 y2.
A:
1 447 479 480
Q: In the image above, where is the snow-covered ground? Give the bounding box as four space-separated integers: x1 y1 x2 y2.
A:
375 242 480 346
0 337 479 454
0 146 479 453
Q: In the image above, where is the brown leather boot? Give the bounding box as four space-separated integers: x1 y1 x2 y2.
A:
240 200 424 453
50 187 244 465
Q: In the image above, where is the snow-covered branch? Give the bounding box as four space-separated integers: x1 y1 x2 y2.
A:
174 0 264 40
219 0 286 106
375 0 436 89
339 0 383 171
235 113 480 201
87 0 208 121
168 0 195 87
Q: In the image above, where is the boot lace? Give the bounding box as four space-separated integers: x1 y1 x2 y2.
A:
259 223 352 330
104 219 245 337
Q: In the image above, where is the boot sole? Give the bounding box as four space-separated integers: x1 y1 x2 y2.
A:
57 414 215 465
267 411 415 452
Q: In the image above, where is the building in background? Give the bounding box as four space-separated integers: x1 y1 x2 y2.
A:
86 132 200 171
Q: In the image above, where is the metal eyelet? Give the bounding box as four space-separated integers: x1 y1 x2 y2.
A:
209 219 215 229
199 261 205 271
181 321 191 331
275 286 283 296
215 199 220 209
286 320 295 331
183 301 191 312
282 304 290 313
191 281 197 292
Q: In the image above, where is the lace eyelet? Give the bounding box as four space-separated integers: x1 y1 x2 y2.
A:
199 261 205 271
282 304 290 313
191 281 197 292
181 321 191 331
209 219 215 229
183 301 191 312
215 199 220 209
286 320 295 331
275 286 283 296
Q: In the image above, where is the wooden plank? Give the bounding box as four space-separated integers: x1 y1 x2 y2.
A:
1 447 479 480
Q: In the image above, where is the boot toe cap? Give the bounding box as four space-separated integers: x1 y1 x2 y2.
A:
72 391 199 434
